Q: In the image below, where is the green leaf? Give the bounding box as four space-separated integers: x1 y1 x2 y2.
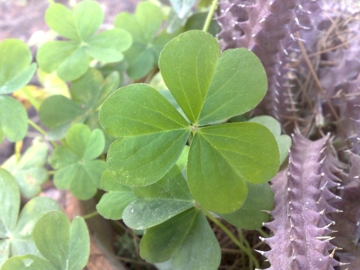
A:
175 145 189 172
86 29 132 63
123 166 193 229
114 2 168 79
31 211 90 270
100 84 190 186
95 71 120 108
0 169 20 245
124 199 194 230
96 170 138 220
0 39 36 94
71 68 104 108
73 0 104 41
159 30 267 125
11 197 61 257
166 8 188 34
249 116 291 164
45 4 78 41
0 96 28 143
219 183 274 230
50 124 106 200
37 41 89 82
100 170 130 192
188 122 279 213
140 208 221 270
46 1 103 41
159 30 219 123
97 191 138 220
39 95 85 137
0 169 61 266
2 255 57 270
2 140 48 198
185 12 220 36
277 135 291 165
169 0 197 19
39 69 109 140
40 1 131 81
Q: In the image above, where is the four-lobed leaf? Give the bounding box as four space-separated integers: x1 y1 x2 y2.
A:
37 0 132 81
2 211 90 270
100 30 279 214
2 140 48 198
50 124 106 200
0 169 61 266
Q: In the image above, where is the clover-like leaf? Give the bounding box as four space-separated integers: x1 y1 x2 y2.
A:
99 31 279 214
2 140 48 198
0 39 35 143
96 170 138 220
159 30 267 125
99 84 191 186
2 211 90 270
169 0 197 19
218 182 274 230
0 169 61 266
140 208 221 270
50 124 106 200
37 1 132 81
249 115 291 164
39 68 118 140
188 123 279 213
0 96 28 143
123 166 194 229
114 2 176 79
0 39 36 95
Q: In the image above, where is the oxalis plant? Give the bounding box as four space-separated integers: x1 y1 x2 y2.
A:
4 0 345 269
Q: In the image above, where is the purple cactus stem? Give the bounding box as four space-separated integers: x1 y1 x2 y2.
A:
263 132 342 269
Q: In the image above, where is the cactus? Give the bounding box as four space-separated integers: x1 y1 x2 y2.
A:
217 0 360 268
261 132 342 269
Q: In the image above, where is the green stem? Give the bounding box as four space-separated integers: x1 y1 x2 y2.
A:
82 211 99 220
199 206 260 269
257 228 269 238
202 0 218 32
28 119 46 136
15 141 22 161
28 119 59 148
22 87 40 111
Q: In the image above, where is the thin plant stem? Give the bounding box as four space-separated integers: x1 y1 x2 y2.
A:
202 0 218 33
15 141 23 161
22 87 40 111
199 205 260 269
28 119 46 136
28 119 58 148
257 228 269 238
82 211 99 220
